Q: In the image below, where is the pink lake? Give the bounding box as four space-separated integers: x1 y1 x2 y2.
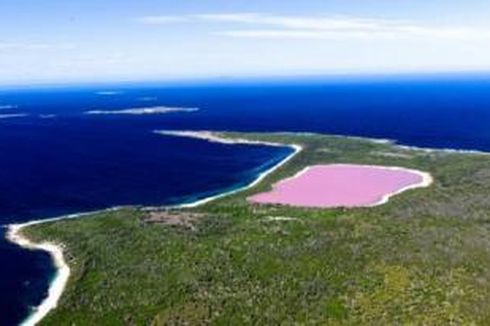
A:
248 164 431 208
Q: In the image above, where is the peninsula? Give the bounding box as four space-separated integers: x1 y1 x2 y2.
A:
12 132 490 325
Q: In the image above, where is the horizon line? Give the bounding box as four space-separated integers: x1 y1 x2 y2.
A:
2 69 490 90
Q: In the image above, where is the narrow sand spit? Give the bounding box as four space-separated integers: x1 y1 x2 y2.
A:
155 130 293 148
248 164 433 208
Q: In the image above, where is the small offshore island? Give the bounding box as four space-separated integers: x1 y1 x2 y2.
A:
12 131 490 325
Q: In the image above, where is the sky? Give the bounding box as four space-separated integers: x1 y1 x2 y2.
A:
2 0 490 85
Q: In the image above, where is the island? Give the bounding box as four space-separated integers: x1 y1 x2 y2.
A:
13 132 490 325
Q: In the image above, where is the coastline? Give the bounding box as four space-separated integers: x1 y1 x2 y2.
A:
5 131 302 326
6 224 69 326
153 130 297 148
154 130 303 208
4 130 471 325
4 207 128 326
157 130 490 156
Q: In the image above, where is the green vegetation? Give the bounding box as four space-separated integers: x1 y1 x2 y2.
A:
24 133 490 325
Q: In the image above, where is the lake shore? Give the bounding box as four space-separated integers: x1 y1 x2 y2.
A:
248 163 433 208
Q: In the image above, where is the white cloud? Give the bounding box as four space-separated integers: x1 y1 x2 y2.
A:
196 13 383 31
135 13 490 41
0 42 76 52
216 30 369 40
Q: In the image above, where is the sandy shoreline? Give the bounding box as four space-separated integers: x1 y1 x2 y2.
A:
3 130 443 325
5 207 126 326
154 130 295 148
5 131 302 325
154 130 303 208
4 130 444 325
6 224 69 326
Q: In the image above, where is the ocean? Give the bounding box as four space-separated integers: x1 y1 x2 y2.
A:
1 74 490 325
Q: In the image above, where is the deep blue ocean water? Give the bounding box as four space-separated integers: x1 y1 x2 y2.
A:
1 74 490 325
